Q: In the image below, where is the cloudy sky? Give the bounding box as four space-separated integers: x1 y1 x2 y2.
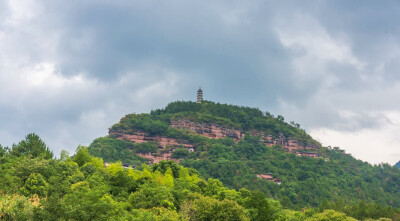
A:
1 0 399 165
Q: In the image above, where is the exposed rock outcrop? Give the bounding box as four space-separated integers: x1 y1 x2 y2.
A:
110 131 193 164
170 119 244 142
112 131 193 149
256 173 282 184
248 130 318 152
110 119 320 164
137 152 179 164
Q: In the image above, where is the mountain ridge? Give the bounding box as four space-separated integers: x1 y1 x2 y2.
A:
89 100 400 209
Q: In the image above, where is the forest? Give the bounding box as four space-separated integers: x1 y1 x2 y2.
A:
86 101 400 220
1 134 392 220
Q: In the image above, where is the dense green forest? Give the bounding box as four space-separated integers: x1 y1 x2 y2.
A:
87 101 400 220
1 134 389 220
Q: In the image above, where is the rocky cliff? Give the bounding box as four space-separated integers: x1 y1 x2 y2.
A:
170 119 244 141
110 118 320 163
109 131 194 164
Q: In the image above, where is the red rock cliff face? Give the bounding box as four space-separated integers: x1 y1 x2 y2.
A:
170 120 245 142
110 119 319 163
170 119 319 156
113 132 193 149
247 130 318 153
110 131 193 164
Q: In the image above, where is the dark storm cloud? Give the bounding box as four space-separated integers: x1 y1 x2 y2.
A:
34 1 299 106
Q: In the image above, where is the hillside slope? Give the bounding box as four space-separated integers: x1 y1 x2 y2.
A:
89 101 400 209
396 161 400 169
4 134 392 220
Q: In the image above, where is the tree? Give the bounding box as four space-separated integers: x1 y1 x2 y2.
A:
0 144 6 157
128 183 175 210
203 178 225 197
241 190 281 221
11 133 53 159
308 210 357 221
181 196 249 221
59 150 70 161
109 170 137 197
152 160 181 178
61 181 125 220
171 148 189 159
73 146 92 167
21 173 49 197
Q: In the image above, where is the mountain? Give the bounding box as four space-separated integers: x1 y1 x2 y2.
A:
89 101 400 210
396 161 400 169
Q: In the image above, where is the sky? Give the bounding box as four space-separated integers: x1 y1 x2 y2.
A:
0 0 399 165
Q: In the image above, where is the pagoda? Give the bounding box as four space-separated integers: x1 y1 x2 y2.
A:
197 88 203 103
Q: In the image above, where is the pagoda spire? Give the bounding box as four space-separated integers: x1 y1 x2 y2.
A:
197 87 203 103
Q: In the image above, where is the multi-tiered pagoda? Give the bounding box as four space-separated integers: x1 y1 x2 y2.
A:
197 88 203 103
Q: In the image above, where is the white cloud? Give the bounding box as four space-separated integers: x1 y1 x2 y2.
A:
5 0 42 25
310 111 400 165
274 13 400 165
21 63 84 88
0 61 182 156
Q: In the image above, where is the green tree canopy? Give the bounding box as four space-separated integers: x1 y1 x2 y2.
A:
10 133 53 159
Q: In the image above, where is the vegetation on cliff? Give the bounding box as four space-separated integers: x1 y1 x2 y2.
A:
87 101 400 219
1 134 384 220
110 101 318 146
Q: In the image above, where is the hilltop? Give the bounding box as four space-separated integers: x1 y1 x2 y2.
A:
89 101 400 211
104 100 321 164
396 161 400 169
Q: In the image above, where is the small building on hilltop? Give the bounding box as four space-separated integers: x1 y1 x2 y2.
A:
197 88 203 103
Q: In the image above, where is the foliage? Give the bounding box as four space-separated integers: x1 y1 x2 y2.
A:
10 133 53 159
111 101 319 146
73 146 93 167
88 137 146 166
319 200 399 220
20 173 49 197
180 138 400 211
110 113 169 136
180 195 249 221
134 142 159 154
89 101 400 220
1 134 389 220
0 145 6 158
308 209 357 221
0 194 39 220
171 148 190 159
153 101 318 145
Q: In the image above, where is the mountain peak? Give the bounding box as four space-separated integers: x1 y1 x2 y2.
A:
88 100 400 209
